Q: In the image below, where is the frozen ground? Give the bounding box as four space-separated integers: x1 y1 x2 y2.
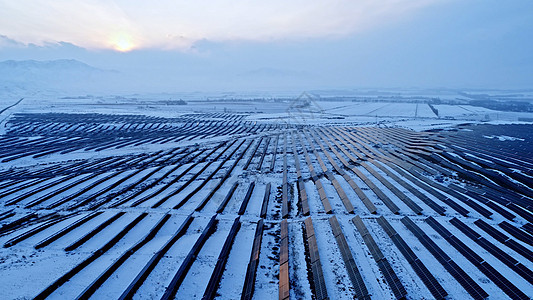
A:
0 93 532 299
3 93 532 130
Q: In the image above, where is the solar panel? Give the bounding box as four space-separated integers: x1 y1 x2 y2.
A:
343 259 370 299
425 217 453 239
474 219 508 242
279 263 290 300
448 218 530 275
440 198 469 217
514 264 533 285
401 217 488 300
505 239 533 263
390 234 417 264
377 217 447 299
499 221 533 246
447 235 484 266
400 217 425 238
445 260 488 300
376 216 396 237
328 216 370 299
478 262 529 300
449 218 481 240
522 223 533 235
431 217 532 298
303 217 329 300
476 238 518 266
412 259 448 299
328 216 342 237
377 259 408 299
353 216 407 299
311 261 328 300
352 216 370 237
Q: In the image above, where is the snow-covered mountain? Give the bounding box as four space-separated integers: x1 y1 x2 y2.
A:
0 59 101 72
0 59 118 93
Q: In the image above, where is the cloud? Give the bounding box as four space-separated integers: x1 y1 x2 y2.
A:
0 0 440 51
0 35 25 48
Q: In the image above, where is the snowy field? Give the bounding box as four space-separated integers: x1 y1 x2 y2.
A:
0 95 532 299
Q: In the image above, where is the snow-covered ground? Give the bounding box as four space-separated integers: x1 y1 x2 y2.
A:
0 93 532 299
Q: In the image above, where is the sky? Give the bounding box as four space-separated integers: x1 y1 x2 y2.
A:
0 0 532 92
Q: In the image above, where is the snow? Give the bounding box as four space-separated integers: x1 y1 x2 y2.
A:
312 217 357 299
287 220 313 300
176 218 232 299
0 90 532 299
253 220 281 299
483 135 525 141
215 220 256 299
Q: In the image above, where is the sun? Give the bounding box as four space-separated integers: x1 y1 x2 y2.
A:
112 34 135 52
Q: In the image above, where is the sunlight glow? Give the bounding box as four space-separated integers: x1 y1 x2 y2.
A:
0 0 439 51
112 34 134 52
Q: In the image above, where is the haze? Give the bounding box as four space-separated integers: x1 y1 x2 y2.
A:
0 0 532 92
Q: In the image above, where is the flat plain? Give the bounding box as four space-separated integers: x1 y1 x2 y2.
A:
0 96 532 300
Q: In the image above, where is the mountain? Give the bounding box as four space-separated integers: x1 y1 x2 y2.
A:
0 59 118 93
0 59 100 72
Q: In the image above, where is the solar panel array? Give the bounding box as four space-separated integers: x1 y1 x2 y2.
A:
0 112 531 300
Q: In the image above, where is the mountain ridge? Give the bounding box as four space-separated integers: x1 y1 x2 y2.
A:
0 59 115 73
0 59 119 93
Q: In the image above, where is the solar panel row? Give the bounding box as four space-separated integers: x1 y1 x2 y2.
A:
279 219 290 300
303 217 328 300
313 129 402 214
353 216 407 299
400 216 488 300
380 157 473 217
373 159 448 215
241 219 264 300
450 218 533 285
522 223 533 234
325 171 354 213
328 216 370 300
425 217 529 300
259 183 271 218
474 219 533 263
304 129 376 214
499 221 533 246
281 133 289 218
376 216 447 300
362 161 423 215
295 132 318 216
203 217 241 300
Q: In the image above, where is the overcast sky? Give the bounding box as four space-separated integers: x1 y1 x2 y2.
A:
0 0 532 91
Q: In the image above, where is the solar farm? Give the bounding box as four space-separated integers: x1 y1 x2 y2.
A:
0 97 532 299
